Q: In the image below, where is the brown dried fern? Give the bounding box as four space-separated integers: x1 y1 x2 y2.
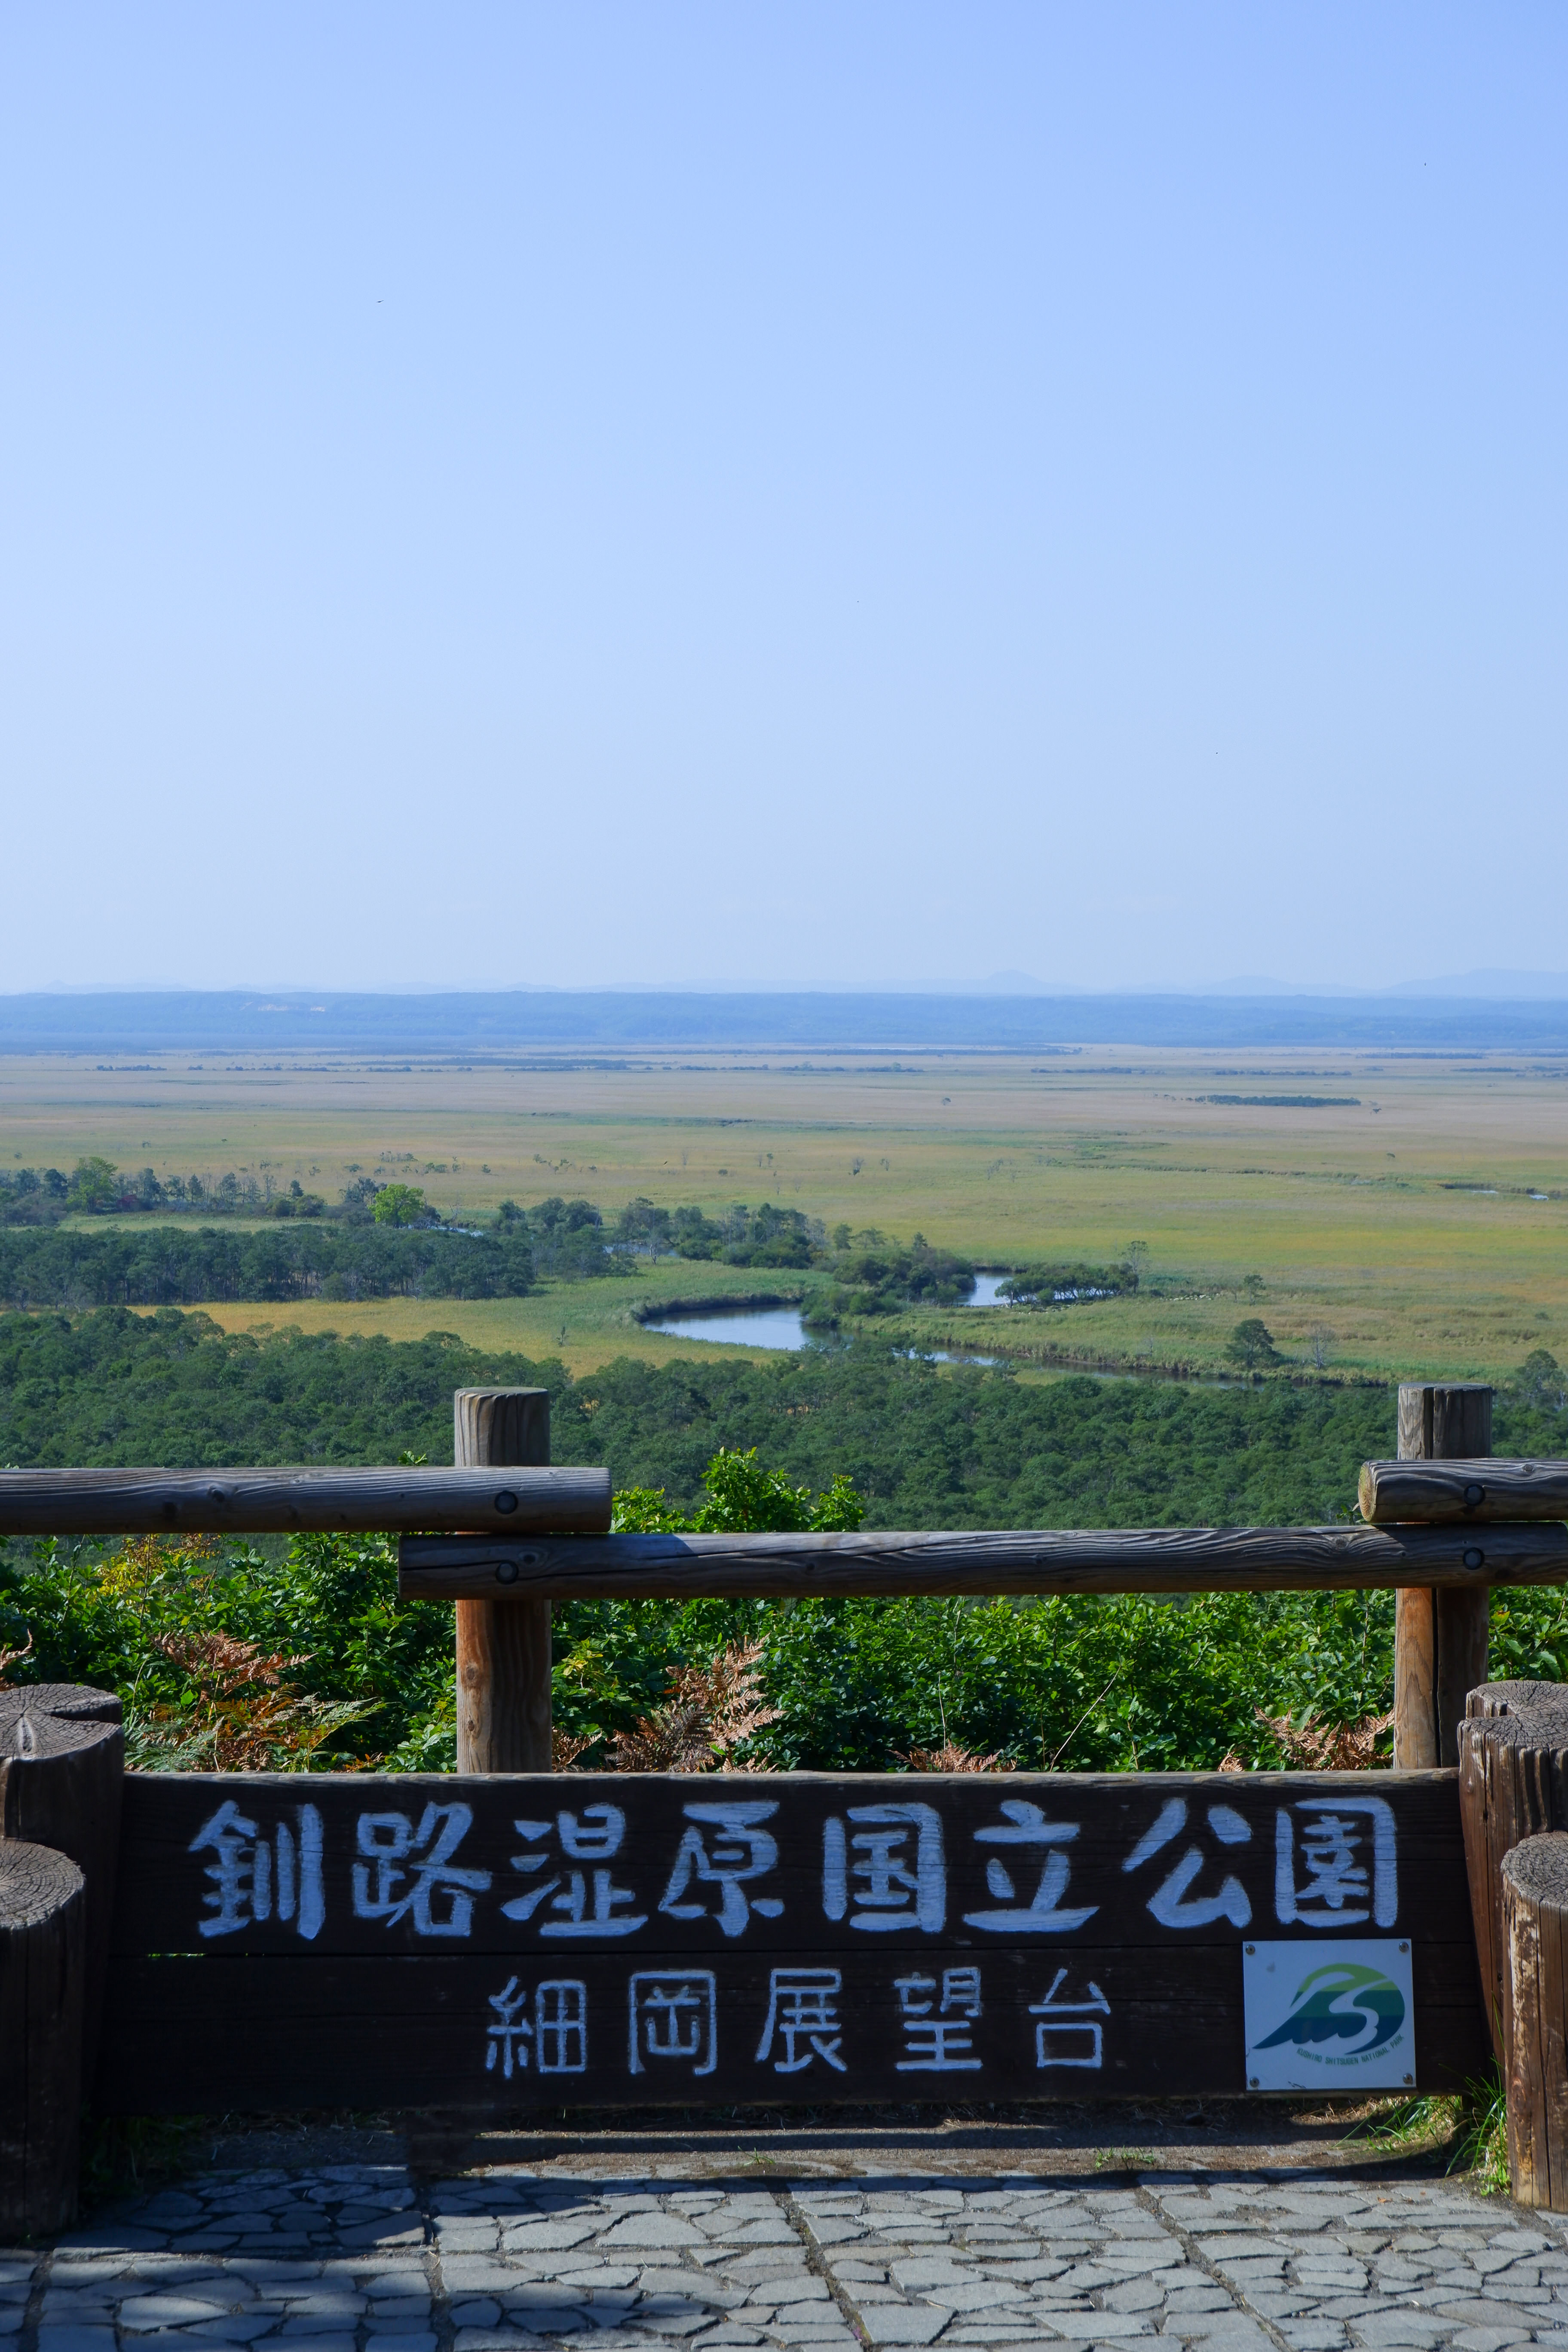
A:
897 1740 1016 1773
1250 1706 1396 1772
132 1629 374 1771
611 1639 781 1773
0 1630 34 1688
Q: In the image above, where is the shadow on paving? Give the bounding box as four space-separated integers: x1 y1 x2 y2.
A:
6 2136 1560 2352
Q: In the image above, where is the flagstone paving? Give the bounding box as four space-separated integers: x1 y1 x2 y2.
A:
9 2162 1568 2352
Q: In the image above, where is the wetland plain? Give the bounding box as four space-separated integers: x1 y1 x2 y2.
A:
2 1046 1565 1385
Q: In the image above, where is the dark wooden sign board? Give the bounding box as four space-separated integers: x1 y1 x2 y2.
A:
98 1768 1486 2113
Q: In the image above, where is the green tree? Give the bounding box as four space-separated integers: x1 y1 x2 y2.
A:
1225 1318 1280 1372
612 1447 865 1535
371 1183 429 1228
68 1156 122 1213
1518 1350 1565 1411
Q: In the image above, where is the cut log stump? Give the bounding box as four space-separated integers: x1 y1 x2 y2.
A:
0 1838 85 2238
0 1682 124 2086
1504 1833 1568 2208
1459 1681 1568 2067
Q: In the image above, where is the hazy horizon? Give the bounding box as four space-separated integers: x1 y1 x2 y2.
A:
11 969 1568 1004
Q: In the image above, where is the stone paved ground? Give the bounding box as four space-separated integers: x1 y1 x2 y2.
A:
9 2150 1568 2352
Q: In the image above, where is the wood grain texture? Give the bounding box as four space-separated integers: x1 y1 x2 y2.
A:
93 1936 1489 2116
1502 1834 1568 2208
0 1464 610 1537
1436 1587 1493 1771
0 1685 124 2088
1458 1682 1568 2066
1396 1382 1493 1463
1394 1385 1494 1773
1395 1591 1439 1772
0 1840 84 2237
1361 1460 1568 1523
454 1389 550 1471
454 1388 552 1776
397 1522 1566 1603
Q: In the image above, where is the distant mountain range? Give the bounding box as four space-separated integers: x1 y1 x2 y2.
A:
5 988 1568 1053
890 969 1568 1001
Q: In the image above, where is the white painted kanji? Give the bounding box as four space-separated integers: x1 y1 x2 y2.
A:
1274 1797 1396 1928
961 1800 1097 1932
658 1802 783 1938
190 1800 325 1941
1123 1795 1253 1929
822 1802 945 1932
351 1801 491 1937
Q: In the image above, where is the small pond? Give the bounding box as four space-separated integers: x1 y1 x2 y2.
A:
646 1274 1015 1354
644 1302 811 1350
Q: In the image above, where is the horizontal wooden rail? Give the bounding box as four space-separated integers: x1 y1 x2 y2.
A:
1362 1459 1568 1525
398 1520 1568 1603
0 1466 612 1538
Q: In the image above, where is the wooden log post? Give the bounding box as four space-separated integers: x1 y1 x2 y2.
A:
453 1388 553 1774
1393 1381 1493 1770
1501 1833 1568 2207
0 1684 124 2088
1458 1681 1568 2066
0 1838 85 2238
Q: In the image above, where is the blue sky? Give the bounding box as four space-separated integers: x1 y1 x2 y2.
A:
3 5 1564 992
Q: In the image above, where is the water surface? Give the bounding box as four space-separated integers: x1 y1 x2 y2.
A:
644 1303 809 1350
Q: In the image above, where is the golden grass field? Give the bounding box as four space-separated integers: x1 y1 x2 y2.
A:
3 1046 1566 1384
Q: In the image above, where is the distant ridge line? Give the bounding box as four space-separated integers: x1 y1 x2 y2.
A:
3 990 1568 1053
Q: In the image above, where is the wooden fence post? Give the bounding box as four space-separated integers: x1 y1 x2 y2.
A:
1501 1831 1568 2205
453 1388 553 1774
1393 1381 1492 1769
0 1683 124 2088
0 1838 85 2237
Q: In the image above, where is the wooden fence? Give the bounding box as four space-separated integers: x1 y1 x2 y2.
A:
6 1380 1568 2230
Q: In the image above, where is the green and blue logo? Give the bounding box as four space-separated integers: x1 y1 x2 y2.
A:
1255 1960 1406 2061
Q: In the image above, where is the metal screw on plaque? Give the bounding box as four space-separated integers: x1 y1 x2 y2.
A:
1403 2073 1414 2085
1400 1941 1409 1954
1244 1944 1255 1955
1249 2075 1260 2088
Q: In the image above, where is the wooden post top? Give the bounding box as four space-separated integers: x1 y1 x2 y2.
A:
1399 1382 1494 1462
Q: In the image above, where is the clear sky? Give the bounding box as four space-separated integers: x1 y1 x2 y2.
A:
3 4 1564 994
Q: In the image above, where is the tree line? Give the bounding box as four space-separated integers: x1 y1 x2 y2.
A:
0 1225 534 1309
0 1157 394 1226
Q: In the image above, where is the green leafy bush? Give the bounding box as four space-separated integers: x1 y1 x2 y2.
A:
612 1446 866 1534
